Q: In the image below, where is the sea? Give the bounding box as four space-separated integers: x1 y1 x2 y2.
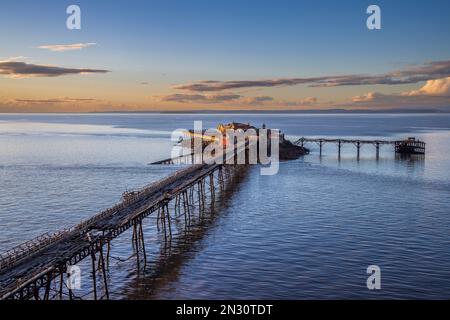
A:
1 113 450 299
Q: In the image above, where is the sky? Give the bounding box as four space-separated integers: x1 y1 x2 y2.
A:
1 0 450 112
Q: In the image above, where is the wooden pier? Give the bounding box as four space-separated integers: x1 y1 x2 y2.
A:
149 153 196 165
0 128 257 300
0 160 244 300
0 127 426 300
294 137 425 158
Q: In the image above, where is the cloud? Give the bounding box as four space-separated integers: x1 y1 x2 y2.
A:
37 43 97 52
14 98 97 104
241 96 318 107
174 78 324 92
0 56 28 61
0 97 104 112
352 92 386 103
351 92 450 107
404 77 450 96
240 96 274 105
291 96 318 105
0 61 109 78
351 78 450 108
157 93 242 104
174 60 450 92
156 93 318 107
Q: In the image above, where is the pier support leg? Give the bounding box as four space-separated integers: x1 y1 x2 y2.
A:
138 221 147 266
357 142 361 160
59 267 64 300
189 186 194 204
198 179 206 217
99 244 109 299
133 223 140 269
161 205 167 242
91 252 97 300
197 182 202 217
174 195 178 216
209 173 215 203
319 141 323 157
165 204 172 239
202 179 206 208
338 140 342 159
106 241 111 269
178 194 183 216
132 224 137 249
185 190 191 225
33 286 40 300
156 207 161 231
182 191 188 227
376 143 380 159
218 167 224 191
43 273 52 300
68 273 73 300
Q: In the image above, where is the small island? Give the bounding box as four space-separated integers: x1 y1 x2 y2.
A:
216 122 310 161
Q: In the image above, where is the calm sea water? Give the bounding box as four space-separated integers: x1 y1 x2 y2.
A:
1 113 450 299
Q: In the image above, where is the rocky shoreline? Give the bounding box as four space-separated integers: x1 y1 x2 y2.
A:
279 138 310 160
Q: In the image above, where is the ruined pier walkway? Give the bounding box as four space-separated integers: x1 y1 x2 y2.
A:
0 162 240 300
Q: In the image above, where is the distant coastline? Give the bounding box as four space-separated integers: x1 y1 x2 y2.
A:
99 108 450 114
1 107 450 114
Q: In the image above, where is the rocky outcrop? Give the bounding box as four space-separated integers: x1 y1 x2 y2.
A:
279 139 309 160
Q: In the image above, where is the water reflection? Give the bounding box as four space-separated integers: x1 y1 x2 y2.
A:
395 154 425 170
123 166 249 299
395 153 425 163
